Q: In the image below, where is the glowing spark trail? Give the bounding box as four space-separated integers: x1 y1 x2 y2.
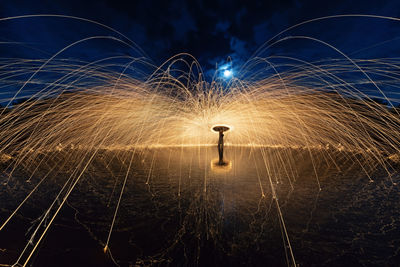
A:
0 14 399 267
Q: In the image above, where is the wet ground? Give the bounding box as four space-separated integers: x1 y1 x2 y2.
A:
0 147 399 266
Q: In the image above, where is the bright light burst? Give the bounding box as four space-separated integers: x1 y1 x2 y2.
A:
0 14 400 267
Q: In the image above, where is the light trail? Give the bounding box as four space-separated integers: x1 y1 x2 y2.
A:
0 14 399 267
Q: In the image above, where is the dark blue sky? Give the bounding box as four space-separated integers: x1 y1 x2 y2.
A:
1 0 400 79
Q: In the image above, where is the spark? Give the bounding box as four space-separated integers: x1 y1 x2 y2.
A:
1 55 400 266
0 14 399 267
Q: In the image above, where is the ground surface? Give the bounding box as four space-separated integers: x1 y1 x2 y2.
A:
1 147 399 266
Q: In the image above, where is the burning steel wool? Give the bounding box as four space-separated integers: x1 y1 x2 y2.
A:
0 15 400 267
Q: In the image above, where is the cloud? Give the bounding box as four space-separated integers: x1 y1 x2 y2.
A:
1 0 400 78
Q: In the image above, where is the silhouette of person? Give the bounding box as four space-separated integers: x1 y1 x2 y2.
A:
218 130 224 165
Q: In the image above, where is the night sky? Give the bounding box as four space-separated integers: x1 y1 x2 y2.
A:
1 0 400 79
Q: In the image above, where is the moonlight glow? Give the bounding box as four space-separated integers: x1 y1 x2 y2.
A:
223 69 233 78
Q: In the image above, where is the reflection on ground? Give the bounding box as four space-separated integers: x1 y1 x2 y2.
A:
0 147 399 266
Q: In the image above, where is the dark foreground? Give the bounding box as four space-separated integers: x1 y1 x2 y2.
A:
0 147 399 266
